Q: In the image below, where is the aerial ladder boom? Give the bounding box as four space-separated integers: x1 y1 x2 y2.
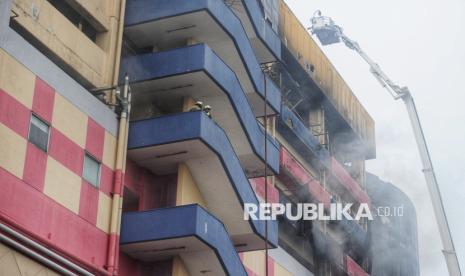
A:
310 11 462 276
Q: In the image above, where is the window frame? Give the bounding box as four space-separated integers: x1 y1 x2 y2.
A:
28 113 51 153
82 152 101 188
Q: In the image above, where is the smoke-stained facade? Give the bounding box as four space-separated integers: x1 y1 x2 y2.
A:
367 173 420 276
0 0 413 275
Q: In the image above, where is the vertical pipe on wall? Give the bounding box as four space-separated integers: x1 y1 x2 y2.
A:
106 75 131 275
113 87 131 275
105 0 128 272
263 72 269 276
108 0 127 108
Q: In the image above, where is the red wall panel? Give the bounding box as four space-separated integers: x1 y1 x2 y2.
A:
346 255 369 276
86 118 105 161
32 77 55 123
49 128 84 176
100 164 114 196
0 167 109 271
250 177 279 204
79 180 99 225
330 158 371 206
0 89 30 138
22 142 48 191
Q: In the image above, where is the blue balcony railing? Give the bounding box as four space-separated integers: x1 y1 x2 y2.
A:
121 44 279 175
124 0 281 113
277 105 330 168
337 217 368 252
121 204 247 276
241 0 281 60
128 111 278 250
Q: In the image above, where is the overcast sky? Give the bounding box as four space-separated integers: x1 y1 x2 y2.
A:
285 0 465 275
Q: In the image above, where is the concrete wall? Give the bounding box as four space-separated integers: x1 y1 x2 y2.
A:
0 243 61 276
241 247 315 276
0 48 117 271
0 1 120 271
9 0 124 88
176 163 207 208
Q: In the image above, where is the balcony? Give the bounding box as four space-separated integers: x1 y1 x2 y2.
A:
336 217 368 253
329 157 371 206
249 177 279 204
124 0 281 116
227 0 281 63
346 255 369 276
121 44 279 176
278 147 331 207
277 105 329 169
120 204 247 276
277 105 370 206
127 111 278 251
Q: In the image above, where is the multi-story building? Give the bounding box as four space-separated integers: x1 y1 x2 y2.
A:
0 0 125 275
0 0 376 275
366 173 420 276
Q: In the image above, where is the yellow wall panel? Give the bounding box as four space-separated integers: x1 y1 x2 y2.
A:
96 191 112 233
0 49 35 108
52 94 88 148
44 157 81 214
0 243 8 259
275 262 293 276
0 123 27 179
172 257 189 276
243 250 265 276
13 250 45 276
176 163 207 208
103 131 117 169
0 251 22 276
0 243 59 276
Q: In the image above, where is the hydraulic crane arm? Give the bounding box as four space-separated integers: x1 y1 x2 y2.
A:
310 11 462 276
338 34 408 100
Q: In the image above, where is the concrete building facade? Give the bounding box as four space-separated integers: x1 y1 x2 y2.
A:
0 0 377 275
367 173 420 276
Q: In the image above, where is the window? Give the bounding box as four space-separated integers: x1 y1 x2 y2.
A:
28 114 50 152
47 0 98 41
83 153 100 187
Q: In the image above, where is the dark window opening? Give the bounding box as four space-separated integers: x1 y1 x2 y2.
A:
47 0 97 41
122 36 154 58
122 187 140 212
28 114 50 152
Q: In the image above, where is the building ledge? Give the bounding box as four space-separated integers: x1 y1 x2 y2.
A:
120 204 247 276
128 112 278 251
228 0 281 62
120 44 279 176
124 0 281 116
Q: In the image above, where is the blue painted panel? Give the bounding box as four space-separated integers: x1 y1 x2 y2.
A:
338 217 367 251
241 0 281 60
121 44 279 173
128 112 279 247
277 105 330 168
121 204 247 276
124 0 281 113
